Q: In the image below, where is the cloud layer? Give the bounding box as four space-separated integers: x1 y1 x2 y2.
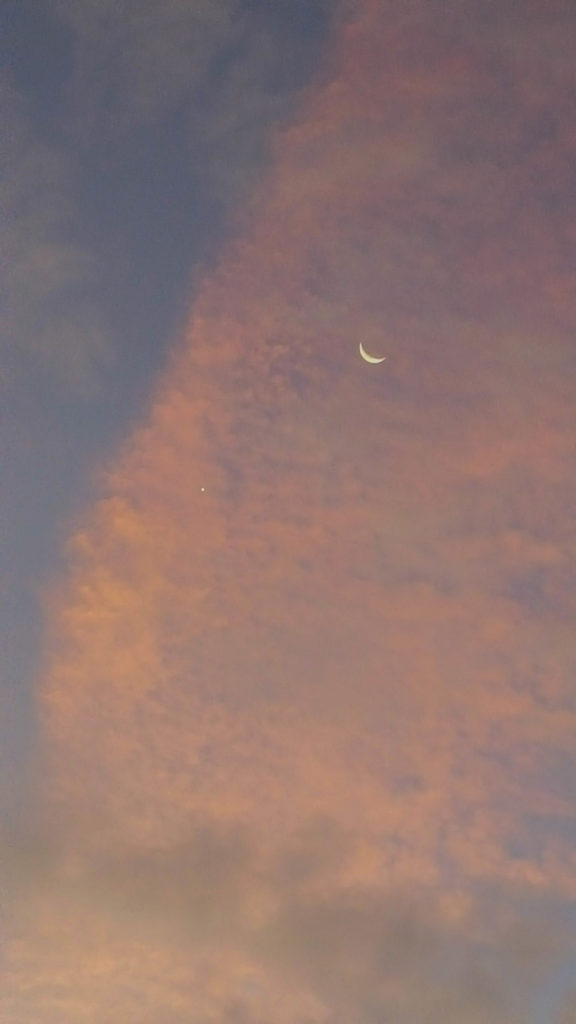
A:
4 0 576 1019
4 817 575 1022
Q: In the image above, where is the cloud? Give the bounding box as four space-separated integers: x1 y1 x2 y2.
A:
0 83 114 394
0 0 337 786
3 2 335 397
3 817 575 1022
31 0 576 889
6 0 576 1018
559 992 576 1024
51 0 335 206
52 0 239 129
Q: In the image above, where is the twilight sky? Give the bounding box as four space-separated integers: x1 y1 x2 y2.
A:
3 1 576 1021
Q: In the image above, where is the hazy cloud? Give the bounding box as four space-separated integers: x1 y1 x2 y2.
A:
50 0 336 215
3 1 334 397
1 83 114 393
52 0 238 130
3 817 575 1022
52 0 334 124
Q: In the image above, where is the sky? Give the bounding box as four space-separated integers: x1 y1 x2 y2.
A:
2 0 576 1021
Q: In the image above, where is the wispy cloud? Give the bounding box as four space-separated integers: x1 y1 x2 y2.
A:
51 0 335 212
3 1 334 398
1 83 114 394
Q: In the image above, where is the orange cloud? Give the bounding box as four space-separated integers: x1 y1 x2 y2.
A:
40 0 576 901
5 0 576 1019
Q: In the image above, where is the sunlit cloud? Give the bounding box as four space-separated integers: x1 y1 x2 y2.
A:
4 0 576 1019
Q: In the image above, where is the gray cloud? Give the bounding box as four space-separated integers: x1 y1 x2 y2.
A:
257 882 572 1023
52 0 241 134
52 0 334 119
1 83 114 394
3 1 334 397
559 992 576 1024
4 816 574 1022
52 0 336 214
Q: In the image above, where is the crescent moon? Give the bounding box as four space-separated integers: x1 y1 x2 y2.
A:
359 342 386 364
